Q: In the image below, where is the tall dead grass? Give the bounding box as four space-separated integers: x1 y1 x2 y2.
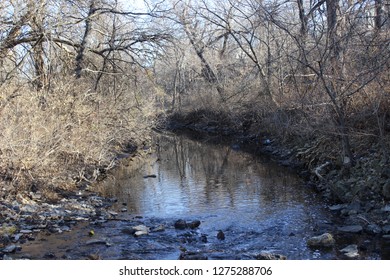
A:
0 78 157 200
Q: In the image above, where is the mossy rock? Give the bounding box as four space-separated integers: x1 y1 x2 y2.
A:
0 225 17 236
307 233 335 248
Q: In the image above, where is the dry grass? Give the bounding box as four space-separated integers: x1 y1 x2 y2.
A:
0 78 157 200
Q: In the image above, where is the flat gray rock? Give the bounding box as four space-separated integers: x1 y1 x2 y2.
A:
85 239 111 246
338 225 363 233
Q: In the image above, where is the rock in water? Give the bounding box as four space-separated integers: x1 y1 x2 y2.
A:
174 219 188 230
121 228 137 235
179 252 208 260
340 244 359 258
217 230 225 240
307 233 335 248
85 239 111 246
143 174 157 179
132 225 149 237
256 252 287 260
151 224 165 232
188 220 201 229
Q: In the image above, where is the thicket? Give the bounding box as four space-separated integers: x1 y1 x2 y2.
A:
0 0 161 200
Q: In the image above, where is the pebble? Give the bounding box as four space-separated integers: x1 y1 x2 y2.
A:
107 210 118 216
132 225 149 236
2 244 17 253
134 231 149 237
13 233 23 242
60 226 71 232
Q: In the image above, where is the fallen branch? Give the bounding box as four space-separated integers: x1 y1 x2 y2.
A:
313 161 330 180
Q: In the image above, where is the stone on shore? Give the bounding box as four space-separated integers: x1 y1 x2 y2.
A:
307 233 335 248
340 244 359 258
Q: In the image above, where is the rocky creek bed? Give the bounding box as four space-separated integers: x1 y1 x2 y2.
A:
1 132 390 260
2 204 390 260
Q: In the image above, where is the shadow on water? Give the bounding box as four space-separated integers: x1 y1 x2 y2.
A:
11 133 385 259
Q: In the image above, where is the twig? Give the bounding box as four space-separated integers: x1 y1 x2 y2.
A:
313 161 330 180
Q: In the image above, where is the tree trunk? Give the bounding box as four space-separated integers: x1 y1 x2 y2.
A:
31 37 45 91
75 0 96 79
375 0 384 31
182 22 225 100
325 0 354 167
30 1 46 91
297 0 308 69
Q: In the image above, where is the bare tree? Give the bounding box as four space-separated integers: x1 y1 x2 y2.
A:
175 1 226 100
0 0 172 93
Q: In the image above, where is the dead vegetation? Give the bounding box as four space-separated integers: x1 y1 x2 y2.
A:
0 78 156 201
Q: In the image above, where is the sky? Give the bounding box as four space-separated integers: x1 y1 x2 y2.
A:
118 0 147 12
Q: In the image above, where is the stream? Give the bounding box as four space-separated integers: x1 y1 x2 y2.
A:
9 132 385 260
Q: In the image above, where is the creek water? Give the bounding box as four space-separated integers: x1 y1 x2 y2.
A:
12 132 383 260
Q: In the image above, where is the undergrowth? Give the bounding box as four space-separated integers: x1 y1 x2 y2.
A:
0 79 157 201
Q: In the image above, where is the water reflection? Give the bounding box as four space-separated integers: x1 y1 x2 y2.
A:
101 133 328 233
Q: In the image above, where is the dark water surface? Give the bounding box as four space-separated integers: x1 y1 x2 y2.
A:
13 133 383 259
